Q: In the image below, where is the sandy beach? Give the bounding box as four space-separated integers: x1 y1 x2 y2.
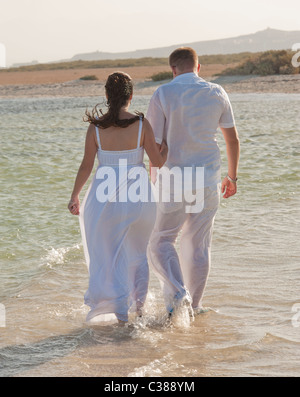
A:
0 64 299 97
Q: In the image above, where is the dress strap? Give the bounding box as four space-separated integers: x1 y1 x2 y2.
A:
137 116 143 148
95 126 101 149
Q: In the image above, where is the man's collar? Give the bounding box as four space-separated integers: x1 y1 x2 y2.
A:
172 72 203 82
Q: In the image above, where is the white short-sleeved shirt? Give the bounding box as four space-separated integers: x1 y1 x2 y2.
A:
146 72 235 186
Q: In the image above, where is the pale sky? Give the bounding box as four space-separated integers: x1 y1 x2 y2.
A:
0 0 299 66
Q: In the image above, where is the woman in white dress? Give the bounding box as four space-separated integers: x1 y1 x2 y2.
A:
68 72 167 324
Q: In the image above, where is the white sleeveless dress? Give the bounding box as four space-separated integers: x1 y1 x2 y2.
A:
79 117 156 323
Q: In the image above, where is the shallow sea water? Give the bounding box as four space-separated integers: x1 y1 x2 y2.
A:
0 93 299 377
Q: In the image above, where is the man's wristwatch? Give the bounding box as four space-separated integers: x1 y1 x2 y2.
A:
226 174 238 183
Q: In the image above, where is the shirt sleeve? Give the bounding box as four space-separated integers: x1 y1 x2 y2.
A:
146 89 165 145
218 86 236 128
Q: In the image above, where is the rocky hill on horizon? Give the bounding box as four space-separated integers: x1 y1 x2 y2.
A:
70 28 299 61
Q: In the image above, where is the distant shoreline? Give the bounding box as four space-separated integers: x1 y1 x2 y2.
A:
0 65 299 97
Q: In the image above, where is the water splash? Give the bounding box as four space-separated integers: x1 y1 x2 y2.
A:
128 352 183 377
39 244 81 268
170 305 194 329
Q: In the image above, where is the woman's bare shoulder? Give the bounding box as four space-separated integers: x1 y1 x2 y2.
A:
142 117 153 132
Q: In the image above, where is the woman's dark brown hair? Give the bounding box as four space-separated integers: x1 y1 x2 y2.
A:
84 72 143 129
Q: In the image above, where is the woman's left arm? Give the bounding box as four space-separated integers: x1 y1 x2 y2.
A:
143 118 168 169
68 124 98 215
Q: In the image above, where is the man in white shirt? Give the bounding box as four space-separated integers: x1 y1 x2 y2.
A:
146 47 240 316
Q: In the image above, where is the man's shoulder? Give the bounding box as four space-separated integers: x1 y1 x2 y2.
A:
152 76 228 99
201 80 230 100
151 82 173 99
199 78 224 91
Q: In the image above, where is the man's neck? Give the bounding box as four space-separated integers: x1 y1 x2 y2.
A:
172 64 200 78
174 70 198 79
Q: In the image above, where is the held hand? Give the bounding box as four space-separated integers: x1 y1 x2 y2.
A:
221 177 237 198
160 140 168 158
68 197 80 215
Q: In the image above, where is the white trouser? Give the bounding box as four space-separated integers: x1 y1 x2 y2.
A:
148 184 220 310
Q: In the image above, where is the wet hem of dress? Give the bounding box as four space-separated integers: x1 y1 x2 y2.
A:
86 307 129 323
